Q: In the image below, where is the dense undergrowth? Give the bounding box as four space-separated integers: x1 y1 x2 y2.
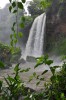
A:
0 42 21 68
0 55 66 100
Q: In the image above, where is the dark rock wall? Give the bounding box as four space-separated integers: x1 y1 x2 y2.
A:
46 0 66 54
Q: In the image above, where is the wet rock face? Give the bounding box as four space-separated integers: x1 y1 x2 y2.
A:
60 0 66 22
46 0 66 29
46 0 66 52
47 0 66 22
55 23 66 34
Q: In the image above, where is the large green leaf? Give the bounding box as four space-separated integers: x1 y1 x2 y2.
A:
34 62 43 68
12 2 16 7
7 75 15 84
14 63 20 72
13 10 17 13
22 0 26 3
19 23 24 28
21 16 25 22
9 6 12 12
36 81 40 86
41 70 48 75
40 77 44 81
18 32 23 38
13 22 16 27
20 68 30 73
45 60 53 65
18 2 23 9
29 75 34 82
0 80 3 91
50 67 55 75
53 66 60 69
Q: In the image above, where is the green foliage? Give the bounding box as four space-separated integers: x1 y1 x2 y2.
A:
9 6 12 12
0 42 12 67
9 0 26 47
20 16 25 27
27 55 66 100
40 0 53 9
23 16 33 26
28 0 53 16
18 2 23 9
0 42 21 67
10 47 21 63
22 0 26 3
0 80 3 92
0 63 31 100
0 0 66 99
3 64 24 99
34 55 53 68
12 1 16 8
0 55 66 99
28 0 44 16
33 55 66 99
0 61 4 68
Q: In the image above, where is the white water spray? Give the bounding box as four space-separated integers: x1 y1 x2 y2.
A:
24 13 46 59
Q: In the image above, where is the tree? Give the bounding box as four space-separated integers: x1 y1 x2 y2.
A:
28 0 44 16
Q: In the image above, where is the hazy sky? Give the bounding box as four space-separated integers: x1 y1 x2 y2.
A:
0 0 32 8
0 0 9 8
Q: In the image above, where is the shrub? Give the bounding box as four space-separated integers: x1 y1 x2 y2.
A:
0 42 21 67
0 42 12 67
28 55 66 99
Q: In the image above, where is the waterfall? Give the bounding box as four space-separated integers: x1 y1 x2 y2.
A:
24 13 46 59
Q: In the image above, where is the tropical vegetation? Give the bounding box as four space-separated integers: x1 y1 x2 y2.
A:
0 0 66 100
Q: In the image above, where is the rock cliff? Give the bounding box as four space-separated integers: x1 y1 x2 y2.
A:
46 0 66 55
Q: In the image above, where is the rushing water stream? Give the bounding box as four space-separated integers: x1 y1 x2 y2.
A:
23 13 46 59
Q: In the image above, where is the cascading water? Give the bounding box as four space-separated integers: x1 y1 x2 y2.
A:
24 13 46 59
